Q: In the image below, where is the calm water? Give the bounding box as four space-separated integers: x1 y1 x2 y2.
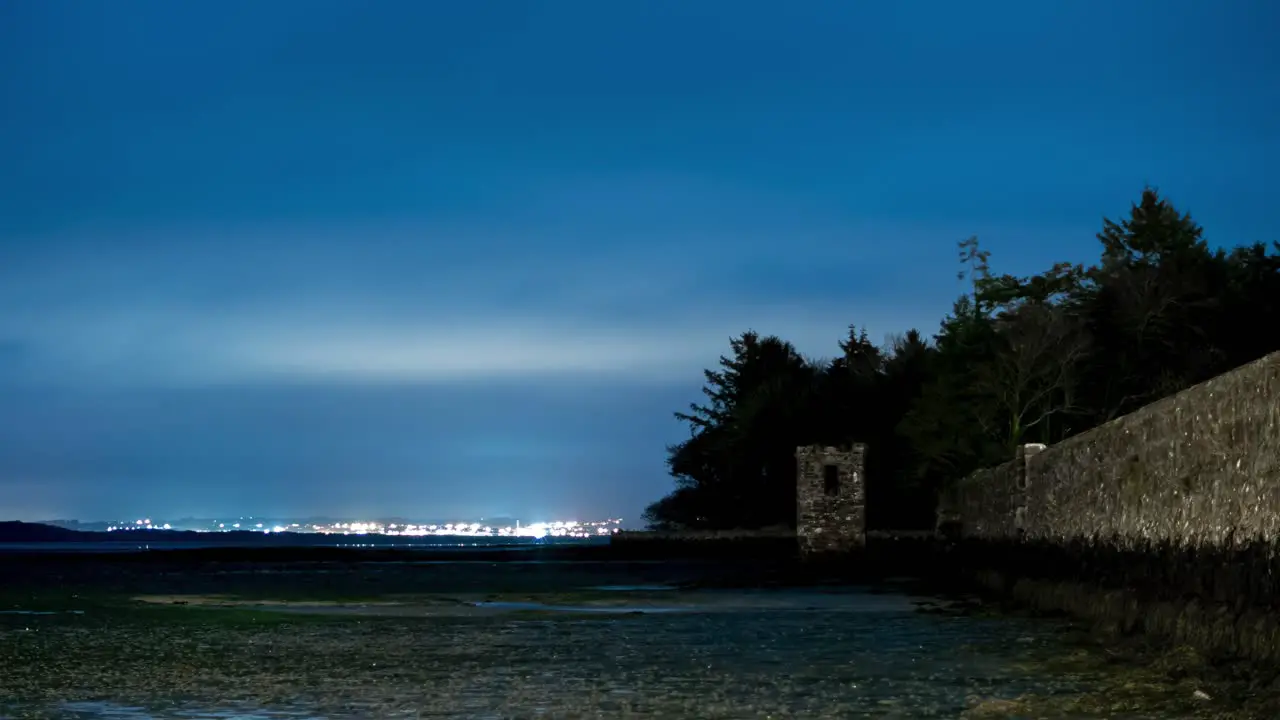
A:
1 585 1208 719
0 536 605 554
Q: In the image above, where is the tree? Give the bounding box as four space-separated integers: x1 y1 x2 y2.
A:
971 300 1089 450
646 187 1280 531
899 295 1003 487
867 330 936 528
1073 187 1223 421
1214 242 1280 366
647 331 821 529
899 238 1006 488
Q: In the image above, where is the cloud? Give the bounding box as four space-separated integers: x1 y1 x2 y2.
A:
0 301 878 388
0 182 960 389
0 376 699 522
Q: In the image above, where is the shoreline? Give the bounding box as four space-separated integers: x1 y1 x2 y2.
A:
2 539 1279 717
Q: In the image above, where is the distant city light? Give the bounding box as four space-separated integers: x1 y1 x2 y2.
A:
100 516 625 538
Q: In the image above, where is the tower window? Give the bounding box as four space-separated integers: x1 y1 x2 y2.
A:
823 465 840 496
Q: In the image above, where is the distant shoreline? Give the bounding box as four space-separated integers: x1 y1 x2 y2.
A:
0 521 811 565
0 520 606 548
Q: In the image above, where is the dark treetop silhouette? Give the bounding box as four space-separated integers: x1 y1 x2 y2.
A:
645 188 1280 532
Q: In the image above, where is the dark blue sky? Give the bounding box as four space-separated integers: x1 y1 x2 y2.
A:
1 1 1277 524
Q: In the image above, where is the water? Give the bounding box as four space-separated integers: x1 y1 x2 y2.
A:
58 706 321 720
0 536 606 554
0 585 1213 719
0 610 84 616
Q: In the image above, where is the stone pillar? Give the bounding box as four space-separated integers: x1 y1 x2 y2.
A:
935 485 963 540
1013 443 1046 535
795 444 867 555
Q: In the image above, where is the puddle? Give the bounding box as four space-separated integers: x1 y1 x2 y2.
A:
127 589 936 618
589 584 678 592
132 596 400 608
59 702 324 719
471 600 684 614
0 610 85 615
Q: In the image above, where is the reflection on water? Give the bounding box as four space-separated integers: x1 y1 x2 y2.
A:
4 587 1210 719
470 600 685 613
60 704 323 720
590 585 678 592
0 536 606 554
0 610 84 616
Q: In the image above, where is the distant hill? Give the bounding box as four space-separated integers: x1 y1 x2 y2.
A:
0 521 313 544
0 521 86 542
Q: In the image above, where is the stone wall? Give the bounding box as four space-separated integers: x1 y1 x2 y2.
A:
1025 352 1280 546
795 444 866 555
943 444 1045 540
940 538 1280 665
941 351 1280 662
948 351 1280 547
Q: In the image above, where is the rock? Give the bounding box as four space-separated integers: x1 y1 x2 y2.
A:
964 696 1030 717
1153 644 1206 680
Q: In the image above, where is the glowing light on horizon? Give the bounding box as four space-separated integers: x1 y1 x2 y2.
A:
102 516 625 537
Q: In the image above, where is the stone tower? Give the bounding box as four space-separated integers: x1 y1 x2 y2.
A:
795 443 867 555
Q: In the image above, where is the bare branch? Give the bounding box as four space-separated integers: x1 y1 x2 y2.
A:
972 300 1089 448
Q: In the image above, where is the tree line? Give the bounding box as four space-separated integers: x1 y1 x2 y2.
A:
644 188 1280 531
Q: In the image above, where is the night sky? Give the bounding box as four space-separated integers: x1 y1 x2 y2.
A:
1 1 1277 524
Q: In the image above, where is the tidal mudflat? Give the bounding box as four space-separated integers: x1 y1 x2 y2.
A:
0 561 1274 719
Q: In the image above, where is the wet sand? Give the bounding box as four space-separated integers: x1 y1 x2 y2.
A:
2 560 1275 719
